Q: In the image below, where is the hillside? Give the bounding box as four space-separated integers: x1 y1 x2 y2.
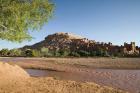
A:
22 32 140 56
22 32 95 50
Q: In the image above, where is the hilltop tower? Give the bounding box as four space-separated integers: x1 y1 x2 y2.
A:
123 42 139 55
124 42 135 51
131 42 135 52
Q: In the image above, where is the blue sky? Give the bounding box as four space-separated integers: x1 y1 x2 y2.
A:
0 0 140 49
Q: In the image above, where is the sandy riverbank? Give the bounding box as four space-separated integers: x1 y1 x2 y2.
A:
1 57 140 92
0 62 127 93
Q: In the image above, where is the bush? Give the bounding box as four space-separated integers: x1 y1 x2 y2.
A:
58 50 70 57
96 49 104 56
54 50 61 57
113 52 123 57
90 51 96 57
25 49 33 57
25 49 41 57
32 50 41 57
45 50 55 57
41 47 49 57
102 51 110 57
78 50 90 57
9 49 22 57
0 48 9 56
70 51 80 57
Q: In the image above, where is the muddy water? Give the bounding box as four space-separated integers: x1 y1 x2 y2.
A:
1 57 140 93
25 69 89 82
25 69 140 93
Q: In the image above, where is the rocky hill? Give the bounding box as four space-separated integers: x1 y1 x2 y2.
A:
22 32 95 51
22 32 140 56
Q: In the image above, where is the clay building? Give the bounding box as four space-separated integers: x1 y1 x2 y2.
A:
123 42 139 55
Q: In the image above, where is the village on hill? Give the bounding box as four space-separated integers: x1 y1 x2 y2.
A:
22 32 140 57
0 32 139 57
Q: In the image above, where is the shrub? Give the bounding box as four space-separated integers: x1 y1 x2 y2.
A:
41 47 49 57
25 49 33 57
70 51 80 57
78 50 90 57
25 49 41 57
0 48 9 56
102 50 110 57
55 50 61 57
113 52 123 57
46 50 56 57
9 49 22 57
90 51 96 57
96 49 104 56
32 50 41 57
58 50 70 57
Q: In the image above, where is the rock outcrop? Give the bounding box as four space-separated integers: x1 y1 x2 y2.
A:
22 32 94 51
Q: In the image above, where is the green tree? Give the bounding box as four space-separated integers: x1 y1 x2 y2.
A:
59 49 70 57
90 51 96 57
96 49 104 56
70 51 80 57
0 48 9 56
0 0 54 42
41 47 49 57
101 50 110 57
25 49 40 57
47 50 56 57
54 50 61 57
78 50 90 57
9 49 22 56
32 49 41 57
25 49 33 57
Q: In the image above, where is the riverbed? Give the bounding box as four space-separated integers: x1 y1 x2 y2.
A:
25 68 140 93
1 57 140 93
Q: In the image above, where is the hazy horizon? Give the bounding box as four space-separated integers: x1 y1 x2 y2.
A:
0 0 140 49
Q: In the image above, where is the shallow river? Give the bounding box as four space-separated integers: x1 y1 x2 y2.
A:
25 69 140 93
1 57 140 93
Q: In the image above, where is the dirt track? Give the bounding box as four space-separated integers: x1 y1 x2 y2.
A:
1 57 140 93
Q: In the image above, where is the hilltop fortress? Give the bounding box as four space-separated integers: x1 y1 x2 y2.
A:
23 32 140 56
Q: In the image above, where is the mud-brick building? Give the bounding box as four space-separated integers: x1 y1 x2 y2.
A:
22 32 140 56
123 42 139 55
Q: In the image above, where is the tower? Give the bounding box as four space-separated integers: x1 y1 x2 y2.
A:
131 42 135 52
